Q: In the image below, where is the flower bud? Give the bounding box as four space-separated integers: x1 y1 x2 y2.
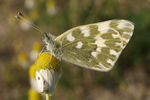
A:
34 52 60 96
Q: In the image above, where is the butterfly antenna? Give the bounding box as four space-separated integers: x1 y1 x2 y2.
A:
15 12 49 38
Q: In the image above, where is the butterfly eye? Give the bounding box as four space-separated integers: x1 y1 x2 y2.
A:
41 35 48 42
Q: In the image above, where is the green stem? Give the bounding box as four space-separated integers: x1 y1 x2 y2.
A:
46 93 51 100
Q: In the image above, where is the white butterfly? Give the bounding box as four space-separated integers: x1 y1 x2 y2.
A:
16 13 134 95
42 20 134 72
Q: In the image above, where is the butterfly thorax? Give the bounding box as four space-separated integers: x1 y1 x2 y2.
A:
42 34 56 54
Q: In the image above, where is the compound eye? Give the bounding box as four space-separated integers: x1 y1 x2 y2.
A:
41 35 45 41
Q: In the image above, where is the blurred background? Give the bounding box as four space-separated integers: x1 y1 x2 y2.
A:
0 0 150 100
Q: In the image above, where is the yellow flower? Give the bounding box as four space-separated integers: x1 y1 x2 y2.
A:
30 42 41 61
34 52 60 96
28 88 41 100
29 64 39 92
46 0 57 16
18 52 29 69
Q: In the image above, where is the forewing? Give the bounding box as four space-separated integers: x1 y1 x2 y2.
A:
109 20 134 48
55 20 134 71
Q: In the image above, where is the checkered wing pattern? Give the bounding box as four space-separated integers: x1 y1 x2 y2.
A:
54 20 134 71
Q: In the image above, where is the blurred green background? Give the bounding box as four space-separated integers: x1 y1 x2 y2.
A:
0 0 150 100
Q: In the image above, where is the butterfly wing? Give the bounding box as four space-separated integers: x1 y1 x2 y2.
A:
54 20 134 72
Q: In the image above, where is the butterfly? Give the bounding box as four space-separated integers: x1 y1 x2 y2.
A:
16 13 134 95
16 13 134 71
41 19 134 72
